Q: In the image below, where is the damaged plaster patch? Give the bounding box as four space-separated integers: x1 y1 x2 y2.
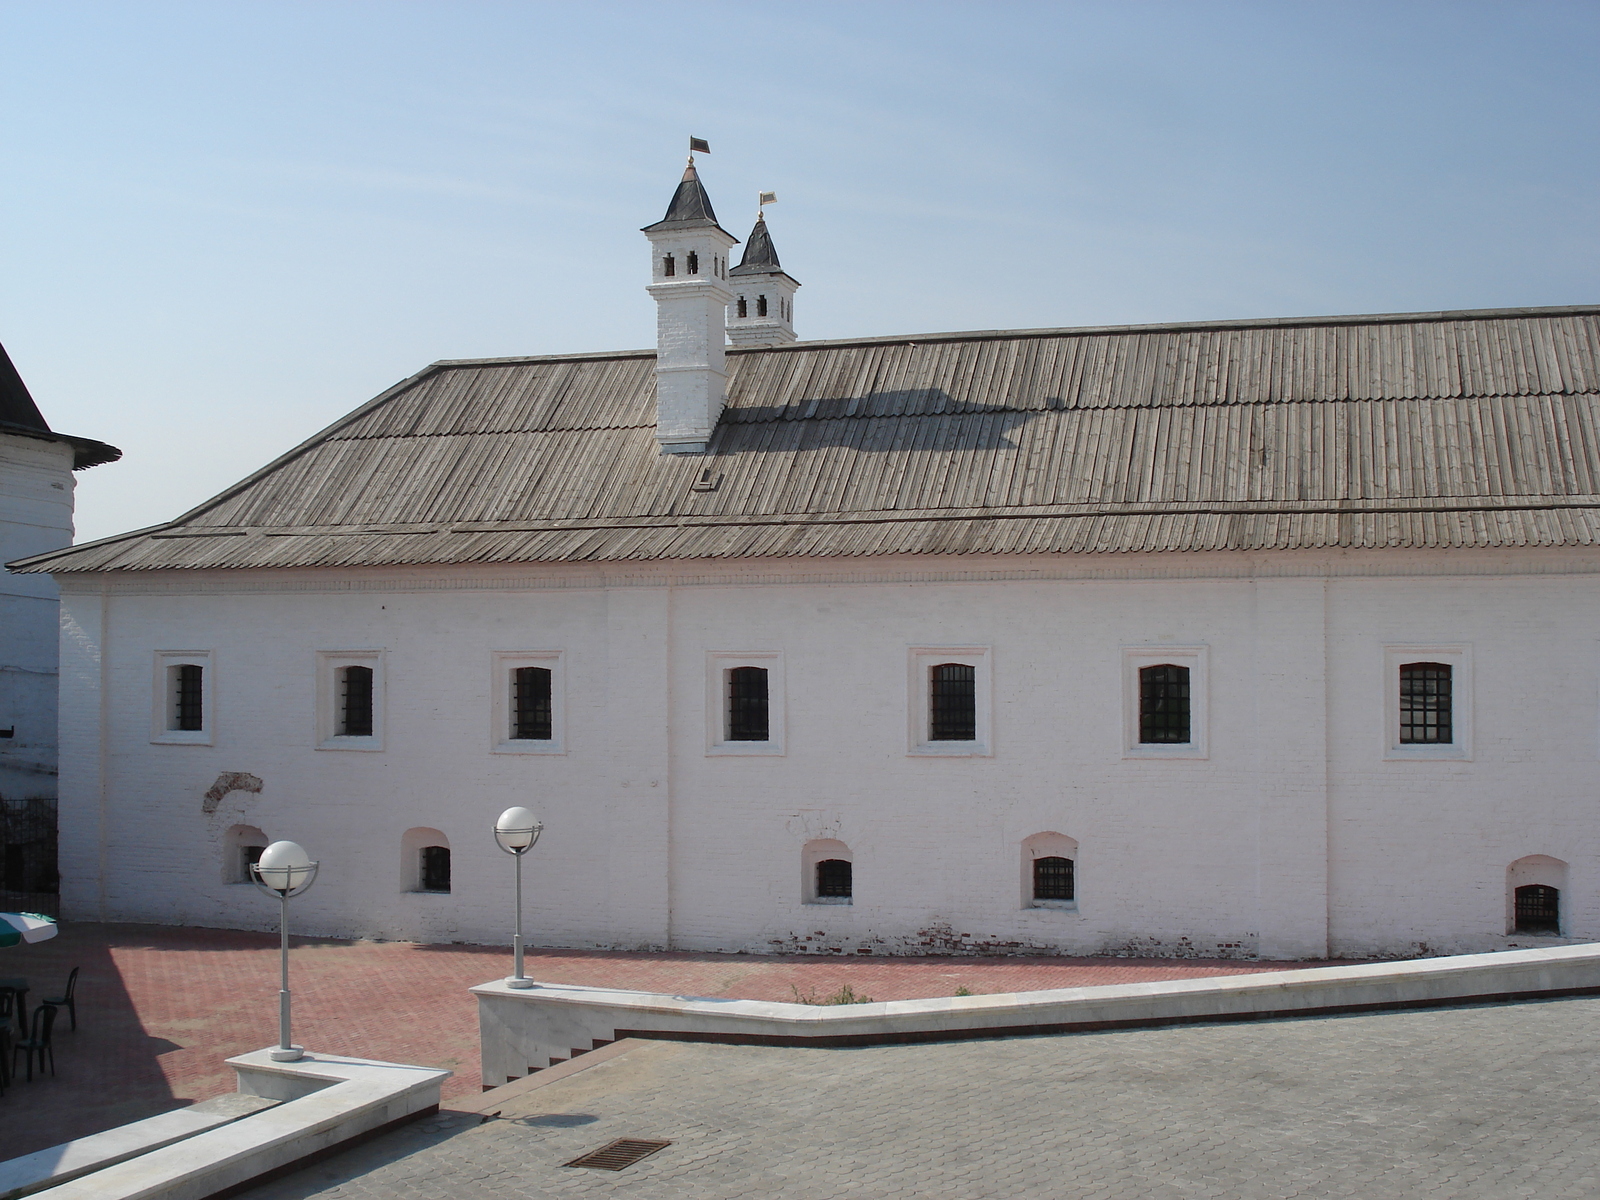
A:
203 772 263 814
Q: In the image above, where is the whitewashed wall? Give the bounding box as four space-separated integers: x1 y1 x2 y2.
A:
53 548 1600 959
1 433 75 805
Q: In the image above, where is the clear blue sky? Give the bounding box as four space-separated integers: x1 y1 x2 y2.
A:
4 0 1597 542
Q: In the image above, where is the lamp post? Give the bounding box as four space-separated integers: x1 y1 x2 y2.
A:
493 807 543 988
250 840 319 1062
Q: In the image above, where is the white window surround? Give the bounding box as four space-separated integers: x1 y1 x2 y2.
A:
907 646 992 757
1122 645 1209 759
706 651 784 756
491 650 565 755
1383 644 1472 761
801 838 853 905
316 650 384 752
1022 832 1080 912
151 650 213 745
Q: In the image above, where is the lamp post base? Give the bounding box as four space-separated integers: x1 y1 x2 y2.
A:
506 977 536 989
270 1045 306 1062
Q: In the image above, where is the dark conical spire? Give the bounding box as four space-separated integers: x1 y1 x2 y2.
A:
730 211 782 276
0 341 51 433
641 159 728 232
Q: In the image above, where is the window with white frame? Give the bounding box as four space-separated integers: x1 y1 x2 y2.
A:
491 651 564 753
1122 646 1207 758
152 650 212 744
707 652 784 755
908 646 991 755
1383 645 1471 759
317 650 384 750
1022 832 1079 910
802 838 853 904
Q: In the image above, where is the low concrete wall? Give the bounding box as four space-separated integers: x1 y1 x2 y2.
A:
30 1050 448 1200
474 943 1600 1086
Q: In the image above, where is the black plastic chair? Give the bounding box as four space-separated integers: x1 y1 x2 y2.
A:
41 968 79 1032
12 1004 56 1082
0 985 24 1036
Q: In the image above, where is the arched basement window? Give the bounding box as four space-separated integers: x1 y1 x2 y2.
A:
1033 856 1074 902
816 858 852 899
1139 665 1190 743
727 666 769 741
421 845 452 893
339 666 373 737
1399 662 1452 744
930 663 976 741
1514 884 1559 934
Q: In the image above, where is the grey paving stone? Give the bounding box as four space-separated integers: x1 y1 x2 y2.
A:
240 995 1600 1199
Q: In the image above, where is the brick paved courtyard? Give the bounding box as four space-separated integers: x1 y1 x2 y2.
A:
242 996 1600 1200
0 921 1303 1161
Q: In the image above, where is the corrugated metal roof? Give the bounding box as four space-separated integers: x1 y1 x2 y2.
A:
16 305 1600 573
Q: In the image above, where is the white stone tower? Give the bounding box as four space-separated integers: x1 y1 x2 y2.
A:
642 159 739 453
726 211 800 347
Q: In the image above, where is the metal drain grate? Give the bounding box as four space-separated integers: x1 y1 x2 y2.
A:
564 1138 673 1171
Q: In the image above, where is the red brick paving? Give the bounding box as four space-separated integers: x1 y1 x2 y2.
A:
0 921 1322 1162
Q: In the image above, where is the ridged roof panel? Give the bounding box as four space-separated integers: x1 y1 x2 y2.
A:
16 306 1600 573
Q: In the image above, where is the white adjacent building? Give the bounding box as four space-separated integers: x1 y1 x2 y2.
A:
0 342 118 895
11 162 1600 959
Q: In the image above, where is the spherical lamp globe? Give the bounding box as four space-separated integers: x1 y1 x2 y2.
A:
256 840 315 894
495 807 543 855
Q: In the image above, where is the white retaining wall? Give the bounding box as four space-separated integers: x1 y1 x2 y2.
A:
52 546 1600 959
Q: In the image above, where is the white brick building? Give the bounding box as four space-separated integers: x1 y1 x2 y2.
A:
11 162 1599 959
0 342 118 894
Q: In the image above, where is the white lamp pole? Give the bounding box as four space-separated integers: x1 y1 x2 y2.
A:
493 807 543 988
250 840 320 1061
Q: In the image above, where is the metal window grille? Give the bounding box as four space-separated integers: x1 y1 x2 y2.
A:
1139 665 1190 743
930 663 976 741
727 667 769 741
1514 884 1559 934
175 664 204 731
816 858 852 898
513 666 553 740
1399 662 1452 744
421 846 451 893
240 845 265 883
340 666 374 737
1033 856 1075 901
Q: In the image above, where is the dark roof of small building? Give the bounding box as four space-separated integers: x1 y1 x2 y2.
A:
730 213 783 277
14 304 1600 574
0 340 122 470
640 162 735 238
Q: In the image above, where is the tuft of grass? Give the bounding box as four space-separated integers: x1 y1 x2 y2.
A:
790 983 875 1005
954 985 973 997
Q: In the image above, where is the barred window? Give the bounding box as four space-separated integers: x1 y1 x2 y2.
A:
1514 884 1559 934
512 666 553 741
1399 662 1452 744
339 666 373 737
1033 856 1075 901
727 667 769 741
421 846 451 893
930 663 976 741
816 858 852 898
174 664 204 731
1139 665 1190 743
240 843 265 883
